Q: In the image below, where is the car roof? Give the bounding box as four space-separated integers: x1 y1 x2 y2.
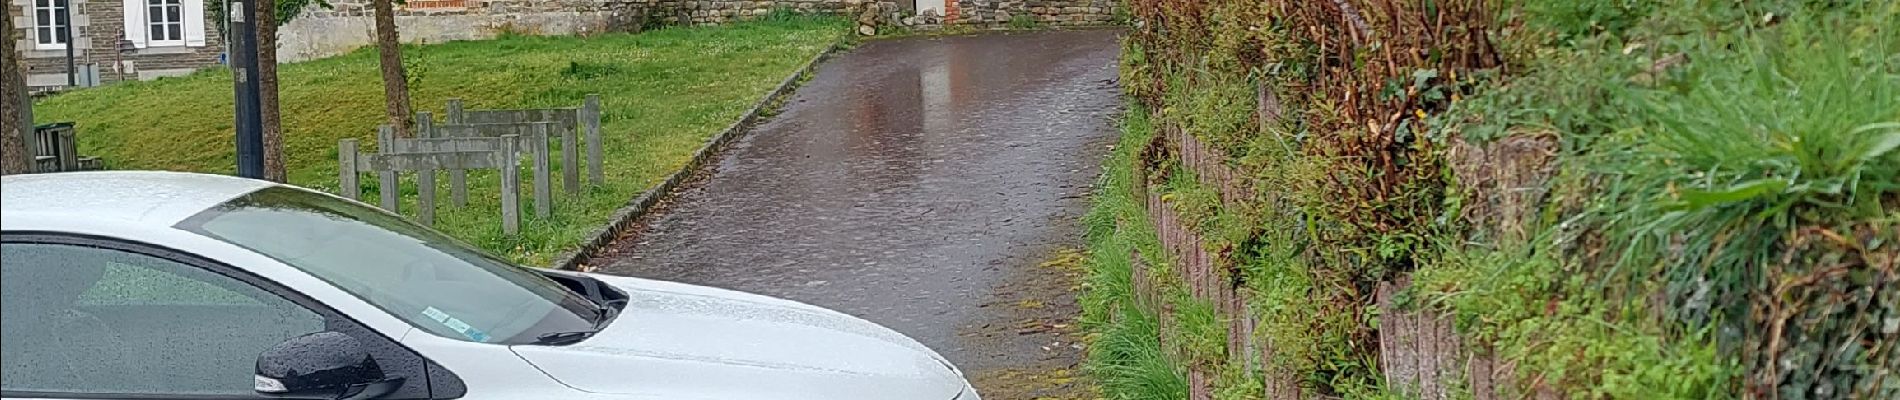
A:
2 171 276 228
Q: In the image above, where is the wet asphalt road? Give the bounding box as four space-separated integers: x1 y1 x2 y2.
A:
596 30 1122 381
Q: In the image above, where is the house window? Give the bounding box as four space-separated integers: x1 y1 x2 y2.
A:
122 0 203 49
32 0 70 49
146 0 185 46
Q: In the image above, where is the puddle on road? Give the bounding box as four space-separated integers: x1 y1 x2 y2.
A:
590 30 1125 395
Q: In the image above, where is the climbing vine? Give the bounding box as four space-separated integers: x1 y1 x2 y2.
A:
208 0 332 37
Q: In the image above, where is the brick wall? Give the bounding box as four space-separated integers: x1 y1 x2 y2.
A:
10 0 223 87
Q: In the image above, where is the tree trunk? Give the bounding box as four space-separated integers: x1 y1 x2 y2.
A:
2 13 31 175
257 0 285 181
371 0 412 137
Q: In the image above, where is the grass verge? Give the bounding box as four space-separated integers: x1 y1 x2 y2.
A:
1080 103 1189 399
35 18 847 264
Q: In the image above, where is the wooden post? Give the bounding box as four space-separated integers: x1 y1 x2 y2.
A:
418 173 435 226
446 99 468 206
338 139 360 200
584 94 603 185
531 123 552 218
445 98 464 124
377 125 399 213
416 113 435 139
562 119 579 194
415 112 436 226
499 134 521 235
450 166 467 207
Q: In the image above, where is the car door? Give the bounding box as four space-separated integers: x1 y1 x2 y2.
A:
0 233 456 400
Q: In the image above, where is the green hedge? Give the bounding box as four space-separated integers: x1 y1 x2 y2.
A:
1088 0 1900 398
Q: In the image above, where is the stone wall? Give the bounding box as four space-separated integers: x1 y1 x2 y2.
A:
276 0 1117 62
948 0 1115 26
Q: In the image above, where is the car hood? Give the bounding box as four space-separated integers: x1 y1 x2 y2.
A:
510 273 966 400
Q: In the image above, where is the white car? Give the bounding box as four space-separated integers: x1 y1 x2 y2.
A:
1 171 977 400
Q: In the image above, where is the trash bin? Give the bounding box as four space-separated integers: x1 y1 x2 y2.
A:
32 122 78 173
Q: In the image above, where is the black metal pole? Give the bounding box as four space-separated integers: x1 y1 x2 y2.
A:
229 0 264 178
61 5 74 86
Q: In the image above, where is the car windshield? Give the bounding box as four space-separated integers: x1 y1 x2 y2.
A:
175 187 599 344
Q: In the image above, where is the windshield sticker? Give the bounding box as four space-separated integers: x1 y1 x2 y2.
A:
422 306 450 322
421 306 492 342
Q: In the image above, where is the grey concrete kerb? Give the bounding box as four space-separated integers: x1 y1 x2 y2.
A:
545 40 845 271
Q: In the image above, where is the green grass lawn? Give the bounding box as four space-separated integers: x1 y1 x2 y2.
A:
35 18 847 265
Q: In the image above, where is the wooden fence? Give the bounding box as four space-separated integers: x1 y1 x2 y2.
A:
1131 125 1536 400
446 94 603 190
336 94 604 235
420 113 560 219
338 125 536 234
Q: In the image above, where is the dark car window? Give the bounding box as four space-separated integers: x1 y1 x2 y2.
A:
175 186 599 344
0 242 326 396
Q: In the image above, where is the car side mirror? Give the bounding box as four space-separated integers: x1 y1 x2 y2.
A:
255 332 404 399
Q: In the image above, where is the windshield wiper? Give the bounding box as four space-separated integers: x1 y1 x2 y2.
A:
532 330 595 346
563 274 626 328
532 301 619 346
594 299 626 329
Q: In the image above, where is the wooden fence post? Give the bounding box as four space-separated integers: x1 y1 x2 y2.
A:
562 118 579 194
338 139 360 200
416 112 436 226
377 125 400 213
500 134 521 235
531 123 552 218
584 94 603 185
446 98 468 207
445 98 464 124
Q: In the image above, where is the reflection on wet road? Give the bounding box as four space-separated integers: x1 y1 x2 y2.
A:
596 30 1122 386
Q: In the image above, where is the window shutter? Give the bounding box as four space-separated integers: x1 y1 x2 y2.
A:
183 0 206 47
122 0 147 48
